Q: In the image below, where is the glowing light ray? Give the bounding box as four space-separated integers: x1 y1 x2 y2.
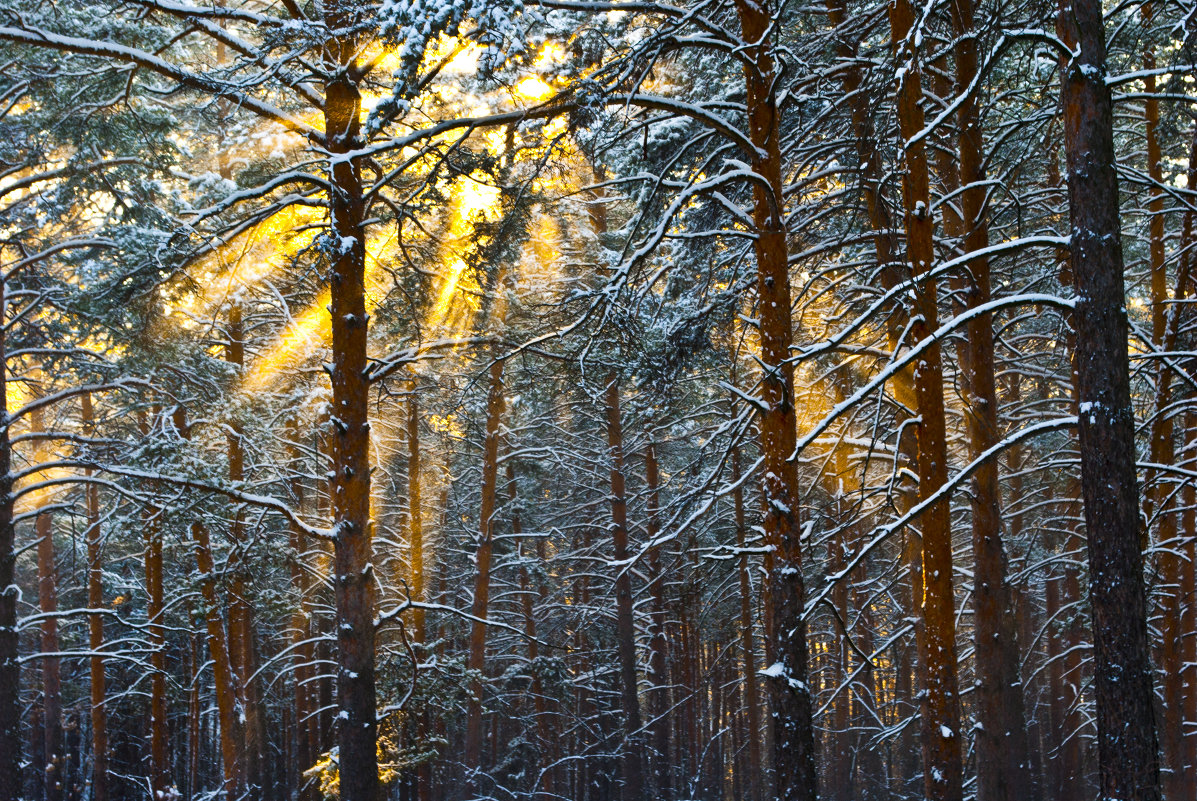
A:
241 287 332 392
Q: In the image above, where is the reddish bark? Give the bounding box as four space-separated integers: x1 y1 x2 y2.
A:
885 3 965 800
34 462 64 801
322 21 379 795
604 375 647 801
730 447 761 800
644 441 672 799
464 356 506 779
731 2 818 797
81 393 108 801
178 408 245 797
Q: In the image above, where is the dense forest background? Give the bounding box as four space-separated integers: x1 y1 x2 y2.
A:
0 0 1193 800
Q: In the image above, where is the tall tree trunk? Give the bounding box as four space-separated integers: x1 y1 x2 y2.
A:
29 406 64 801
1058 0 1162 797
886 2 964 799
225 305 268 801
730 447 762 801
0 280 18 801
824 7 921 789
1180 412 1197 799
1142 61 1197 801
945 1 1035 797
81 394 108 801
644 441 672 800
732 2 818 798
464 356 506 783
604 375 647 801
138 410 170 798
187 627 202 801
36 499 63 801
404 381 431 801
407 381 426 648
1175 119 1197 801
178 409 245 797
322 16 378 795
286 419 315 801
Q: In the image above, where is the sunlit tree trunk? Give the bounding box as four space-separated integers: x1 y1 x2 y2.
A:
407 381 426 648
1058 0 1162 796
80 393 107 801
732 2 817 798
824 6 920 788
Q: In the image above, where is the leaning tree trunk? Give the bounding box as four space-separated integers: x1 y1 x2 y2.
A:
946 1 1034 798
731 2 818 798
886 1 964 799
1058 0 1163 798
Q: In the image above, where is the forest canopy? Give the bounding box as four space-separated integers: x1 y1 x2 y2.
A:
0 0 1193 801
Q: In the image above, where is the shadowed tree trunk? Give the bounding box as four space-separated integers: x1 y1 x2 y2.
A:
225 305 269 801
1142 67 1197 801
81 393 107 801
1058 0 1162 797
137 410 170 798
404 380 432 801
26 404 64 801
604 374 647 801
464 355 507 785
178 408 245 797
0 278 17 801
644 440 672 800
945 0 1035 797
730 446 762 801
285 418 316 801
